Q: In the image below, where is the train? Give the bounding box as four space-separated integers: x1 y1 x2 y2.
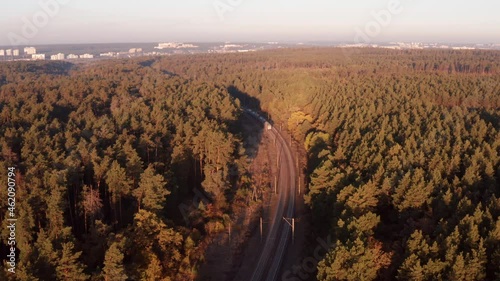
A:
245 109 272 130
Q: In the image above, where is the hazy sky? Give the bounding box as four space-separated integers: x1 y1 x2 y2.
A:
0 0 499 46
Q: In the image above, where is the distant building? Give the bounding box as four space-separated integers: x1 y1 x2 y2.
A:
452 46 475 50
13 49 20 56
51 53 65 60
100 52 116 57
155 43 176 49
80 54 94 59
0 50 4 56
67 54 79 59
381 46 400 50
32 54 45 60
136 48 143 53
155 42 198 49
24 47 37 55
224 44 243 48
129 48 137 53
6 49 12 56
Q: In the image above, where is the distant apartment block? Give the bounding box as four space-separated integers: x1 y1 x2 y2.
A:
224 44 243 48
67 54 79 59
100 52 116 57
129 48 144 54
13 49 20 56
32 54 46 60
155 42 198 49
6 49 12 56
0 50 4 56
80 54 94 59
24 47 37 55
452 46 476 50
51 53 65 60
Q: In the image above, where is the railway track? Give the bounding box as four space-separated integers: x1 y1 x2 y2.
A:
245 109 296 281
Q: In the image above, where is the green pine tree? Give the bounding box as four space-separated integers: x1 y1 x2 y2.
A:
56 242 89 281
133 165 169 212
103 241 127 281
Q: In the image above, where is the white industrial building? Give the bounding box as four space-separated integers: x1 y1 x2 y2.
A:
80 54 94 59
13 49 20 56
67 54 79 59
0 50 4 56
6 49 12 56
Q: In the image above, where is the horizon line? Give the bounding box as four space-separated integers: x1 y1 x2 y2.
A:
1 40 500 49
